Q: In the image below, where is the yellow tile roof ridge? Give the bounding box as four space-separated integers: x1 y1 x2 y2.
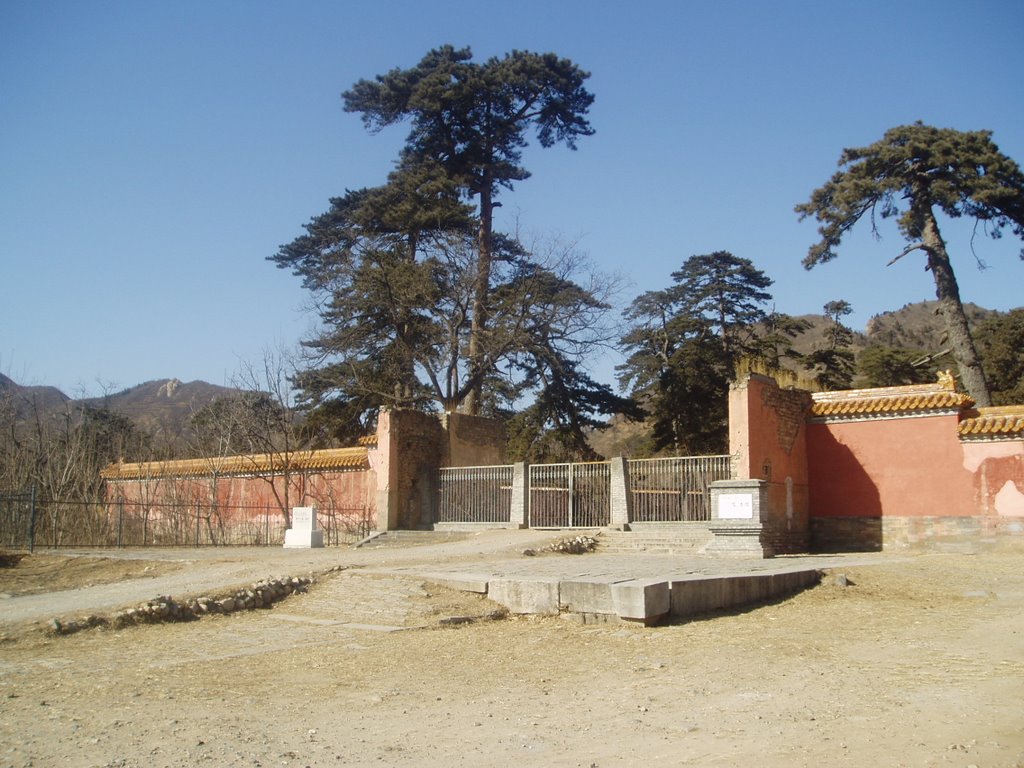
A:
957 405 1024 438
810 370 960 406
811 382 948 404
102 446 370 481
810 377 974 419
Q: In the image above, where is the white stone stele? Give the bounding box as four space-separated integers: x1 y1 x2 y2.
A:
283 505 324 548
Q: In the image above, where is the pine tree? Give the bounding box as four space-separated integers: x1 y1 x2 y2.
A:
619 252 787 454
796 123 1024 406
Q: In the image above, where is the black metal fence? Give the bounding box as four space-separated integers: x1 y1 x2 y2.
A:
1 488 37 551
0 490 371 550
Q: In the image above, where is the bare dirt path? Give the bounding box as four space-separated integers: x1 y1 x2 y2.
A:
0 542 1022 767
0 530 559 627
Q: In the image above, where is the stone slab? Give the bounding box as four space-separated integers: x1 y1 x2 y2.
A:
418 572 491 594
341 623 419 633
669 570 820 618
559 577 631 615
611 578 670 625
488 578 560 615
269 614 344 626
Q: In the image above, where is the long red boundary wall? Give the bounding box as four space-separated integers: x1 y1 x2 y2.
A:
104 408 508 538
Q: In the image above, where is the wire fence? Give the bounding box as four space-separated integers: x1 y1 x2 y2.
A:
0 491 372 550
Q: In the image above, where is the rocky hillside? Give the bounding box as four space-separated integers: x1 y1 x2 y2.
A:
863 301 994 350
783 301 995 361
79 379 239 440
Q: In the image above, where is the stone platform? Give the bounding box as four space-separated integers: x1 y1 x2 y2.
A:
366 546 875 626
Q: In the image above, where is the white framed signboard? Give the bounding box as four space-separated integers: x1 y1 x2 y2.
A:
718 493 754 520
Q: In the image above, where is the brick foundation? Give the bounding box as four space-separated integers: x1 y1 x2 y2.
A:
812 515 1024 552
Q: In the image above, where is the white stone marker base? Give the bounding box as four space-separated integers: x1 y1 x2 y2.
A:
283 528 324 548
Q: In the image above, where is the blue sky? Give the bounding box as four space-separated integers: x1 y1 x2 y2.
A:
2 0 1023 397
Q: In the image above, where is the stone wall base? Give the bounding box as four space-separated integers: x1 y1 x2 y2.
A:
812 515 1024 553
762 521 810 555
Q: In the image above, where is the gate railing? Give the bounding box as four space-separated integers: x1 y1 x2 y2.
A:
529 461 611 528
436 465 514 524
628 455 732 523
435 456 733 529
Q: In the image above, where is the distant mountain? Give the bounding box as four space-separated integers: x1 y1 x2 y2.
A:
0 372 71 417
778 301 998 367
79 378 242 443
783 315 868 359
1 375 240 448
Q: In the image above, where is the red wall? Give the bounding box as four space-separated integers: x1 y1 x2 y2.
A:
807 414 1023 520
107 469 375 528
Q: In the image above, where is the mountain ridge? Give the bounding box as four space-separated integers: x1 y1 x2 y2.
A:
2 300 1015 451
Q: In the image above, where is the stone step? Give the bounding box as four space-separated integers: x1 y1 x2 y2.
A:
597 528 712 554
355 530 471 549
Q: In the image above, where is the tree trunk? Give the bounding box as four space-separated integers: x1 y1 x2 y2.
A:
921 211 992 406
465 183 494 416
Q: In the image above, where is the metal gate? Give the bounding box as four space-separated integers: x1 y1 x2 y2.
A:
436 465 514 524
628 455 732 522
528 461 611 528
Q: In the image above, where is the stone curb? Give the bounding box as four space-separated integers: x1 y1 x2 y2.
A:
47 575 315 637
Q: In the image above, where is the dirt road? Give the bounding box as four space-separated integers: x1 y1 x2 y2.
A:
0 540 1022 767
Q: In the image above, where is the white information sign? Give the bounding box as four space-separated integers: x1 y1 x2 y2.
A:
718 493 754 520
291 506 316 531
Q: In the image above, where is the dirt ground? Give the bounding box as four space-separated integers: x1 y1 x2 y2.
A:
0 553 184 598
0 545 1022 768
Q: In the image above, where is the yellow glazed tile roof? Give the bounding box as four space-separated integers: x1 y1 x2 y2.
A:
957 406 1024 439
810 373 974 419
102 447 369 481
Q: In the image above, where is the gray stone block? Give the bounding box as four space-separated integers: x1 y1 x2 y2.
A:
488 578 560 615
611 579 670 625
559 577 629 615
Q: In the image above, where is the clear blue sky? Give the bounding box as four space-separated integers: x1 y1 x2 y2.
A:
3 0 1023 397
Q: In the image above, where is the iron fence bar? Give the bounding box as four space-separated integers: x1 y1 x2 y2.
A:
29 486 37 553
568 466 575 528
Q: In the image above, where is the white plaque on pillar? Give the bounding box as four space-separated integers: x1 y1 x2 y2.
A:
718 493 754 520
